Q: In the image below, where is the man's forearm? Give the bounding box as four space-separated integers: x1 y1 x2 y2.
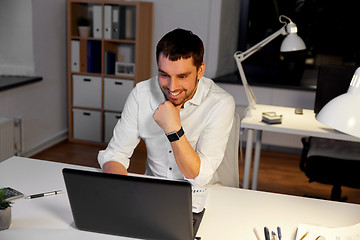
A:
171 135 200 179
153 101 201 179
103 161 128 175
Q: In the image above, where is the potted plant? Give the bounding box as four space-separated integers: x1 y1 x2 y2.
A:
0 188 12 230
77 16 91 37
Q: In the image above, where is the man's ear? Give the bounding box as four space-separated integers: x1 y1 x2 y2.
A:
197 62 206 79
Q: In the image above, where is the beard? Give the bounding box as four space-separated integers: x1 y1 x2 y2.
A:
161 77 199 107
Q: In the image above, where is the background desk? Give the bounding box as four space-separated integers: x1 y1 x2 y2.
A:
1 156 360 239
241 104 360 190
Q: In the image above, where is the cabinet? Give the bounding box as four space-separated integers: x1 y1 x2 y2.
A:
67 0 153 144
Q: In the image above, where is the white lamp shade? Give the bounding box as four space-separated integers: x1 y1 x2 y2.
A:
316 67 360 138
280 23 306 52
280 34 306 52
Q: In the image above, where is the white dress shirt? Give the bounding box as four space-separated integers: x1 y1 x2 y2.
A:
98 76 235 187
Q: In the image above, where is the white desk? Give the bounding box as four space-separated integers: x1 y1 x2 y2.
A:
1 156 360 240
241 104 360 190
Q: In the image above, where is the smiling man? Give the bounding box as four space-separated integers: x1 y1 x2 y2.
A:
98 28 235 188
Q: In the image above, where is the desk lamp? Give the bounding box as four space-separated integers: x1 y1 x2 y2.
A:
316 67 360 138
234 15 306 108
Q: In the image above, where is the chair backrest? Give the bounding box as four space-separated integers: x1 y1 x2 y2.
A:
314 65 356 114
209 112 240 188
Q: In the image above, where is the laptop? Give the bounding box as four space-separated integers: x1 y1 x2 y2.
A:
62 168 204 240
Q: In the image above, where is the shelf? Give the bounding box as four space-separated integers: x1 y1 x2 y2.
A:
67 0 153 144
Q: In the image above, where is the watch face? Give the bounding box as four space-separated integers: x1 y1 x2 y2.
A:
167 133 179 142
166 127 184 142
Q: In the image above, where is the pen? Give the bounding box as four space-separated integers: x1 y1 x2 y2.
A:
272 231 277 240
264 227 270 240
25 190 62 199
253 228 261 240
299 232 308 240
277 226 282 240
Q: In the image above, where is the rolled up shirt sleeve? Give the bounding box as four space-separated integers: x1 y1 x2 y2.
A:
98 88 141 169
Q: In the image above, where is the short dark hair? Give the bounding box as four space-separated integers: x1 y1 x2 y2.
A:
156 28 204 70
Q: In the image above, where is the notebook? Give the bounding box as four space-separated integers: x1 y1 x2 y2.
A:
62 168 204 240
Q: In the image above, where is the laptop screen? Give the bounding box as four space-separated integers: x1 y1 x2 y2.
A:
63 168 198 240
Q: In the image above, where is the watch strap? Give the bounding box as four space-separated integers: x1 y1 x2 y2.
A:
166 127 184 142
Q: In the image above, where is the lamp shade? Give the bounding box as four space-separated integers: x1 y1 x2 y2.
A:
316 67 360 138
280 23 306 52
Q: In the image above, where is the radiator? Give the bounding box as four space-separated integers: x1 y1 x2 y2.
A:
0 118 14 162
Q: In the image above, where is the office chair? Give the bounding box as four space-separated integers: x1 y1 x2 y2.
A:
300 65 360 201
209 112 240 188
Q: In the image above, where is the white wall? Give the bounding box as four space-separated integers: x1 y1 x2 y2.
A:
0 0 68 156
145 0 219 77
0 0 34 75
216 0 240 77
144 0 239 79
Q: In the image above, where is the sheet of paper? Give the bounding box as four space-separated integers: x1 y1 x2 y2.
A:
296 222 360 240
192 187 208 213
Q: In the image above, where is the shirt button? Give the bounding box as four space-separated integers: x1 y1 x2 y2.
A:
169 150 172 153
169 167 172 171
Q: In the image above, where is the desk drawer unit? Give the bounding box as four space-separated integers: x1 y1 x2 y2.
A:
104 112 122 143
104 78 133 112
72 75 102 108
73 109 101 142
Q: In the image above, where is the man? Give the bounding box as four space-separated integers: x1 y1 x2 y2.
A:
98 28 235 188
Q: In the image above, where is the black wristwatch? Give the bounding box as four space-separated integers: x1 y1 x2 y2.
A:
166 127 184 142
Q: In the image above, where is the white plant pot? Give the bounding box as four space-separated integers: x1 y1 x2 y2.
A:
78 26 90 38
0 207 11 230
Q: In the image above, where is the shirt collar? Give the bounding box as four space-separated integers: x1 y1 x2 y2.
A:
183 77 206 108
150 76 166 111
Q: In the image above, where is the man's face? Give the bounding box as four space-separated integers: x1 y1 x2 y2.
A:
157 53 205 107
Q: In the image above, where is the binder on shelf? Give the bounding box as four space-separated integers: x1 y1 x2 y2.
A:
125 6 136 40
104 5 112 40
71 40 80 72
119 7 126 39
87 40 101 73
111 6 120 39
92 5 102 38
104 51 116 75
